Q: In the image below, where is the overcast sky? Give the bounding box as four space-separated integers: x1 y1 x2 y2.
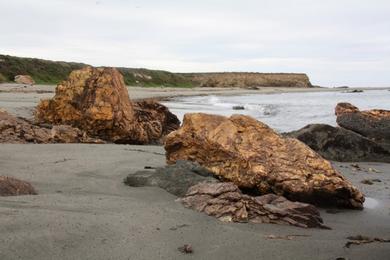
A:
0 0 389 87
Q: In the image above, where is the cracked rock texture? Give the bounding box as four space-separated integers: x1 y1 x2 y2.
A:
179 182 327 228
165 113 364 209
0 176 37 196
336 102 390 150
35 66 180 144
0 109 101 143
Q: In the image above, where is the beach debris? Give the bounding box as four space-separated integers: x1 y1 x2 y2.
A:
0 176 37 196
350 164 362 171
335 103 390 150
35 66 180 144
179 182 329 229
14 75 35 85
287 124 390 163
165 113 364 209
344 235 390 248
0 109 102 144
361 179 374 185
124 160 218 197
169 224 190 231
265 234 310 240
178 244 193 254
232 105 245 110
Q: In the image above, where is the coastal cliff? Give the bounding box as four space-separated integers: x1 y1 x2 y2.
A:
184 72 312 88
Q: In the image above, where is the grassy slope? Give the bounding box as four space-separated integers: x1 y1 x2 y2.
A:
0 54 194 87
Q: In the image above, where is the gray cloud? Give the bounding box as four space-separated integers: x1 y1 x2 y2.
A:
0 0 389 86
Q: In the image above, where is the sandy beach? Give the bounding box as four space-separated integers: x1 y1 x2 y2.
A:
0 84 390 259
0 144 389 260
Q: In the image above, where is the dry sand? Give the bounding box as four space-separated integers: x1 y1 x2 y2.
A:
0 84 390 259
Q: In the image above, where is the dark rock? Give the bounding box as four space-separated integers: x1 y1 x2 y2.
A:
287 124 390 163
179 182 328 229
336 103 390 150
232 105 245 110
178 244 193 254
0 176 37 196
124 160 218 197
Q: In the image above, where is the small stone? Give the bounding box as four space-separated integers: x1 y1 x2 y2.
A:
178 244 193 254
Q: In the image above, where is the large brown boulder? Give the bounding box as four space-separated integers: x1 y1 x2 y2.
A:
179 182 327 228
287 124 390 163
336 103 390 150
35 67 179 144
0 109 101 143
14 75 35 85
0 176 37 196
165 113 364 209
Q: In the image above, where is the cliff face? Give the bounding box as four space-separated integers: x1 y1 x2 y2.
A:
186 73 312 88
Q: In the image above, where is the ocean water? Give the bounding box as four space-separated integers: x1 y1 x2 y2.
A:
163 89 390 132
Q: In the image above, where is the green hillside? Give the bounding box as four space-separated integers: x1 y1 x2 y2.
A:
0 54 194 87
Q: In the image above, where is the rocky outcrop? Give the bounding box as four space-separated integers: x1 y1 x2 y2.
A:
35 67 180 144
0 109 101 143
179 182 327 228
165 113 364 209
0 176 37 196
14 75 35 85
188 73 312 88
124 160 218 197
287 124 390 163
336 103 390 150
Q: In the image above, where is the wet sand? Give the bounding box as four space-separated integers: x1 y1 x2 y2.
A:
0 144 389 260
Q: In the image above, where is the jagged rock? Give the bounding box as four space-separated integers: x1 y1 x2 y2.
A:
336 103 390 150
179 182 327 229
0 176 37 196
287 124 390 163
0 109 102 143
14 75 35 85
165 113 364 209
35 67 180 144
124 160 218 197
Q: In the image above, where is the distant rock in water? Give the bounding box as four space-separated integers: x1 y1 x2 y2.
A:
165 113 364 209
179 182 328 229
14 75 35 85
35 66 180 144
0 176 37 196
336 103 390 150
189 73 312 88
0 109 102 144
287 124 390 163
232 105 245 110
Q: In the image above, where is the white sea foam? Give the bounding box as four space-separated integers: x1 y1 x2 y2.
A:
162 89 390 132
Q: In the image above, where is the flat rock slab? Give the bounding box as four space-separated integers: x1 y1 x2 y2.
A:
124 160 218 197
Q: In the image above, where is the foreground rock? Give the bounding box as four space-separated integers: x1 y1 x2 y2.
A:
14 75 35 85
35 67 180 144
0 176 37 196
165 113 364 209
124 160 218 197
336 103 390 150
179 182 327 228
0 109 101 143
287 124 390 163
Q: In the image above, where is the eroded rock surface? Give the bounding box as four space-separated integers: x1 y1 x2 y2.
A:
124 160 218 197
336 103 390 150
165 113 364 209
179 182 327 228
14 75 35 85
0 109 101 143
287 124 390 163
0 176 37 196
35 66 180 144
